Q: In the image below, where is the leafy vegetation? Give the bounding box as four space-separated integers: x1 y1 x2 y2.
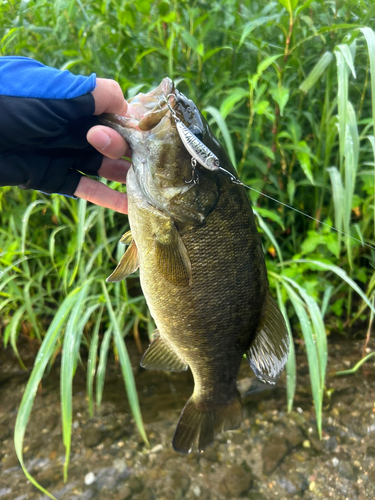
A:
1 0 375 496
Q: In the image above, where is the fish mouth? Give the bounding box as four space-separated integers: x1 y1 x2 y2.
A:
102 77 176 132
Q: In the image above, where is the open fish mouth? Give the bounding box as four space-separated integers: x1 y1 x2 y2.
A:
103 77 175 132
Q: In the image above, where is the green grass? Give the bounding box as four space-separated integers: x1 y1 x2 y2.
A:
1 0 375 495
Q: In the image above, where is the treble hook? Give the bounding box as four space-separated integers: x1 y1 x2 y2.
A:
183 157 199 184
158 94 178 117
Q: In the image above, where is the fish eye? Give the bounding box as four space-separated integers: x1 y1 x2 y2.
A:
214 159 220 167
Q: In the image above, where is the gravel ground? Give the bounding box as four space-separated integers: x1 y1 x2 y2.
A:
0 337 374 500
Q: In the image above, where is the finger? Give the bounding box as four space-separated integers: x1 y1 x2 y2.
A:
92 78 139 117
98 157 131 184
87 125 131 159
74 177 128 214
92 79 128 116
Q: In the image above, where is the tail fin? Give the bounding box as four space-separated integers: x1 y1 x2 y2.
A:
172 391 242 454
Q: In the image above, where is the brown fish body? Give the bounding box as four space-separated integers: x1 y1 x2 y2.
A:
129 167 266 389
105 78 289 453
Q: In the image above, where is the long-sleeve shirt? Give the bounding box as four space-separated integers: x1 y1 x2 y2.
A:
0 56 102 195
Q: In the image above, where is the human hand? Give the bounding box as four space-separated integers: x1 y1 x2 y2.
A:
0 57 133 213
74 78 133 214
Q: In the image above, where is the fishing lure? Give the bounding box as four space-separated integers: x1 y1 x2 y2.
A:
159 94 242 185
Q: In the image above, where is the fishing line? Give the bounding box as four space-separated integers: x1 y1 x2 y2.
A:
161 93 375 252
244 184 375 251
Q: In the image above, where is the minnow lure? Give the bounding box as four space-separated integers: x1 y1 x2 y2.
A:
159 94 242 185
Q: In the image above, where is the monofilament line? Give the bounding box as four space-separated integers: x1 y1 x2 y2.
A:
244 185 375 252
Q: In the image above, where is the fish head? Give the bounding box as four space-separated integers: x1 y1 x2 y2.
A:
101 78 232 223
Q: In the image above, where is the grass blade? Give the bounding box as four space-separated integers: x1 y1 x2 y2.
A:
281 280 322 437
367 135 375 235
292 259 375 315
335 351 375 376
360 28 375 137
14 286 86 500
275 282 296 412
21 200 46 256
203 106 237 169
61 282 91 481
327 166 344 250
253 209 283 262
102 282 149 446
96 326 112 408
68 199 87 286
300 51 333 93
87 306 103 418
278 275 327 388
334 48 349 174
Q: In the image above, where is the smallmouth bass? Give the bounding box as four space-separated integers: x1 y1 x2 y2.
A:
103 78 289 453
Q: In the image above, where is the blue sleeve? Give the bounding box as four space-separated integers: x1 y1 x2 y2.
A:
0 57 103 196
0 56 96 99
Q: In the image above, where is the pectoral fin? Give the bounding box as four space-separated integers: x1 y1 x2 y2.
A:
140 330 188 372
120 230 133 244
247 290 289 384
106 240 139 283
154 220 192 287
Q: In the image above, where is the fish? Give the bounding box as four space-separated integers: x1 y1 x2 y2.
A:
102 78 289 453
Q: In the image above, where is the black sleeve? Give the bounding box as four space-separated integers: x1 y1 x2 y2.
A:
0 93 103 196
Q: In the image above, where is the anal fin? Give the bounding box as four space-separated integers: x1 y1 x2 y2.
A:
106 240 139 283
140 330 188 372
246 290 289 384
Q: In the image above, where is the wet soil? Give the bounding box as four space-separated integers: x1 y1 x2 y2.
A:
0 337 375 500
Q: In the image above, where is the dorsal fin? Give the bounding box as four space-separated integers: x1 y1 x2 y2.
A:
246 290 289 384
140 330 188 372
106 240 139 283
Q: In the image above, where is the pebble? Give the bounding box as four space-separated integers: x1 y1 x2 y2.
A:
192 485 201 497
171 471 190 493
2 452 20 470
150 444 163 453
136 489 154 500
323 436 339 451
84 472 96 485
128 476 144 493
0 424 10 441
81 428 104 448
367 469 375 485
220 465 252 496
248 493 267 500
262 435 289 474
286 426 304 447
117 484 132 500
337 460 356 481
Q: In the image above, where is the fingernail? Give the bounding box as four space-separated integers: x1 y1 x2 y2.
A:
88 129 112 150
